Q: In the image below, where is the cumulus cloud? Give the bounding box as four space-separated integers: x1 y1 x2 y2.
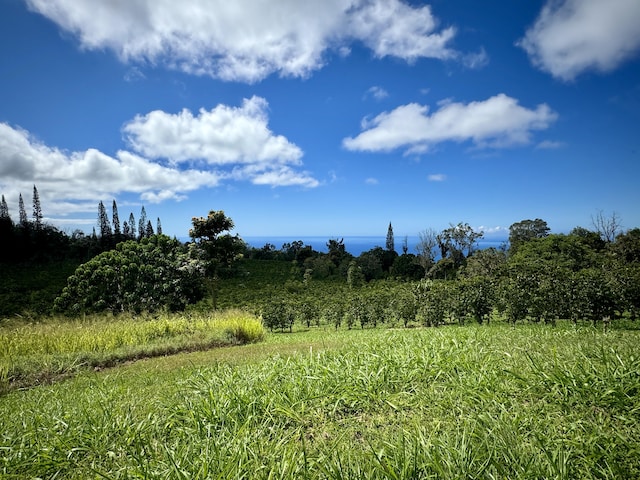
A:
0 99 317 221
25 0 460 82
519 0 640 81
0 122 221 218
123 96 303 166
342 94 557 153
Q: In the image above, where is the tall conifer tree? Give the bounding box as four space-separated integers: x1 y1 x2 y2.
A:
146 220 154 237
128 212 136 239
112 200 121 235
98 201 112 237
386 222 395 252
18 193 28 227
0 195 10 221
138 206 147 239
32 185 43 230
157 217 163 235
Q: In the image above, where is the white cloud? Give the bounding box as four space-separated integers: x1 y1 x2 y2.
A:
25 0 460 82
365 177 379 185
0 99 318 221
123 96 303 166
0 122 221 219
428 174 446 182
519 0 640 81
365 86 389 100
347 1 456 61
343 94 557 153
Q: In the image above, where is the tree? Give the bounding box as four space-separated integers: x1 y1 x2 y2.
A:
32 185 43 230
357 247 385 281
347 260 365 288
54 236 206 314
112 200 121 235
18 193 28 227
390 254 425 280
434 223 484 276
0 195 9 221
591 210 621 243
189 210 245 308
145 220 154 237
128 212 136 239
97 201 112 238
416 228 437 272
157 217 163 235
508 219 550 253
611 228 640 264
327 238 349 266
386 222 395 252
138 206 147 240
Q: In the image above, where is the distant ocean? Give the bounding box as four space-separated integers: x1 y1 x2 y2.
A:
242 236 508 257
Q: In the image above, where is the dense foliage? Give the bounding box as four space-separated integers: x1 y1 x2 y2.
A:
53 236 206 314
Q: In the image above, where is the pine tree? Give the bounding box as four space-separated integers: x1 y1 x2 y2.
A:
18 193 28 227
112 200 121 235
146 220 154 237
98 201 112 237
138 206 147 239
123 220 130 238
386 222 395 252
32 185 43 230
128 212 136 239
156 217 163 235
0 195 10 221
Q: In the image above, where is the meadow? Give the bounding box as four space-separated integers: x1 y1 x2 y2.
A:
0 310 264 393
2 321 639 479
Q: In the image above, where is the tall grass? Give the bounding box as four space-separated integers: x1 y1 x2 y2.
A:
1 324 639 478
0 309 264 392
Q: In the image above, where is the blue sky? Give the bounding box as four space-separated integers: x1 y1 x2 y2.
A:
1 0 639 242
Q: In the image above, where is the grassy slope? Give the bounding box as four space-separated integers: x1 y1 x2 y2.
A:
1 323 639 479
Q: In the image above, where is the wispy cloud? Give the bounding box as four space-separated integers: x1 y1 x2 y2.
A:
536 140 565 149
428 174 447 182
365 86 389 101
365 177 379 185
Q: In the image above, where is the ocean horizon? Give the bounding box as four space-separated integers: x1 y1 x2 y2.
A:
241 235 508 257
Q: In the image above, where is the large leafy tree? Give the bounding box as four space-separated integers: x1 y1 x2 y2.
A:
508 218 550 253
189 210 245 308
54 235 205 314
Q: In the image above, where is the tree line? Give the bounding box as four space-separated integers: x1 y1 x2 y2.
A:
2 185 638 327
0 186 163 263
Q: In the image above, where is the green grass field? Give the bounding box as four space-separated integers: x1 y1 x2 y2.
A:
2 321 639 479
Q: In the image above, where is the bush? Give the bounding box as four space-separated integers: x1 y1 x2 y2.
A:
53 235 206 315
